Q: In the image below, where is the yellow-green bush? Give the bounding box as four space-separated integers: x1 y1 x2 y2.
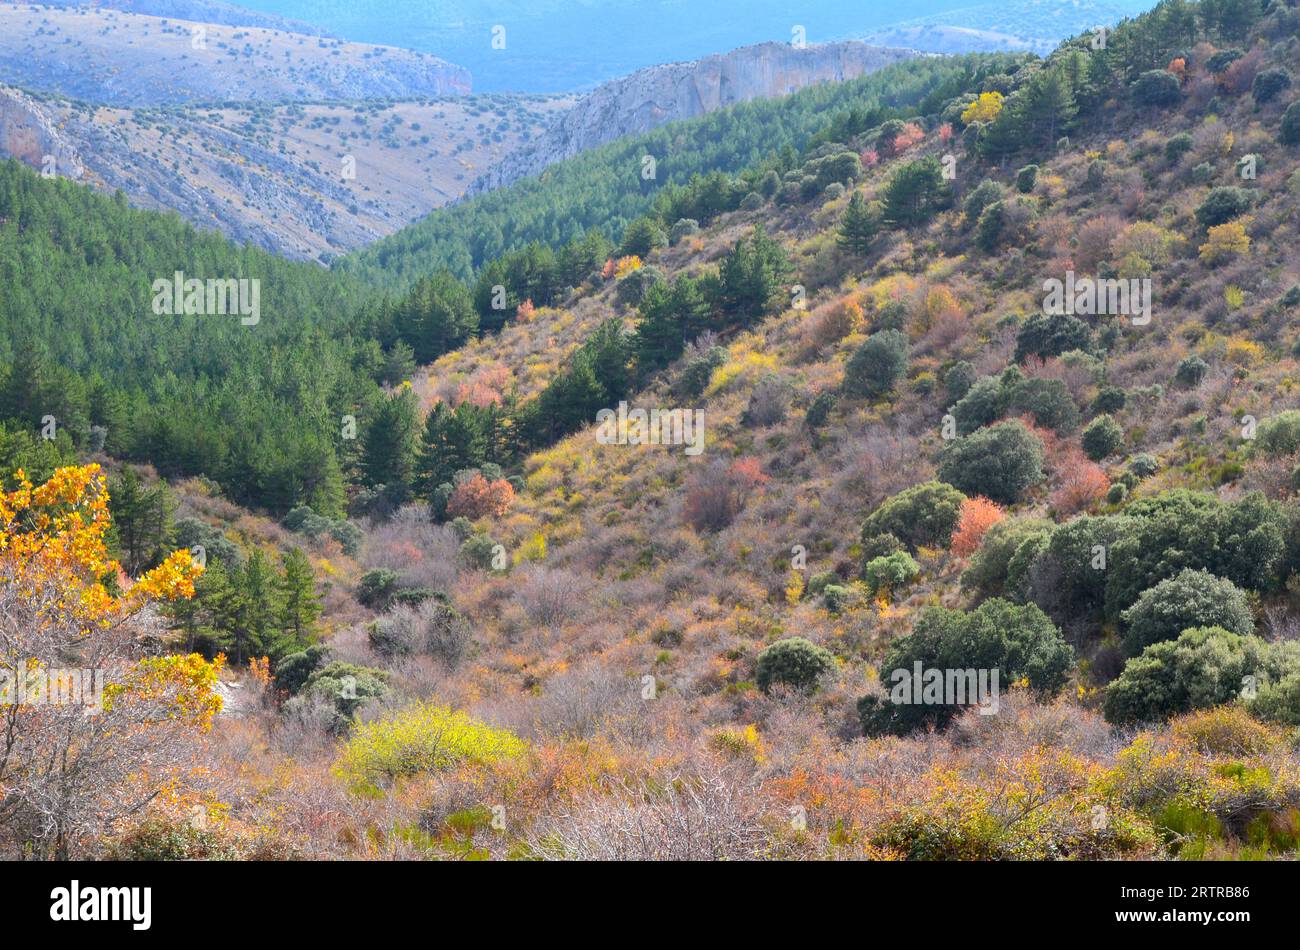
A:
335 702 527 794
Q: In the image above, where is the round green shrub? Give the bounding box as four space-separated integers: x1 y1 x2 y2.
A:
938 420 1045 505
1121 568 1254 656
1082 414 1124 460
756 637 836 694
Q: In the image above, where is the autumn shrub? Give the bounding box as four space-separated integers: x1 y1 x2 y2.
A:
1121 569 1254 656
1050 457 1109 516
368 599 472 667
755 637 836 694
445 472 514 520
683 458 767 533
334 702 527 794
937 420 1045 505
741 374 794 427
950 496 1005 557
861 481 966 551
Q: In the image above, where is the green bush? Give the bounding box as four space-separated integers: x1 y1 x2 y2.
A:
861 482 967 551
1282 101 1300 146
949 375 1004 434
860 531 905 562
858 598 1073 735
937 420 1045 505
1164 132 1193 163
1104 627 1300 725
1195 187 1254 229
1128 453 1159 478
755 637 836 694
944 361 977 402
1174 354 1208 387
1015 164 1038 193
1103 490 1285 619
1013 312 1093 363
960 517 1054 598
357 568 399 609
842 329 910 398
1121 568 1254 656
1254 410 1300 457
1082 414 1124 460
1090 385 1126 415
863 551 920 595
1003 377 1081 434
1133 69 1181 107
1252 67 1293 104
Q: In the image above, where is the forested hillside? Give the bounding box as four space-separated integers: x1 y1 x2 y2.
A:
338 53 1028 289
8 0 1300 865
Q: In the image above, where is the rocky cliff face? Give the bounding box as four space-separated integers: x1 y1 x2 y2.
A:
468 40 918 195
0 87 83 180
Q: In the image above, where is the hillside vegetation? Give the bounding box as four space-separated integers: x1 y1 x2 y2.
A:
8 0 1300 861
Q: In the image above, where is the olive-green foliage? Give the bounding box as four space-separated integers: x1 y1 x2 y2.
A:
1121 568 1254 656
960 517 1054 598
1082 414 1124 460
1254 410 1300 457
858 598 1073 735
842 329 910 398
755 637 836 694
863 551 920 595
861 481 967 551
937 420 1045 505
1104 627 1300 725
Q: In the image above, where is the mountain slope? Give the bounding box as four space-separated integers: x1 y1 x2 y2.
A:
467 41 918 196
1 3 469 105
3 86 570 259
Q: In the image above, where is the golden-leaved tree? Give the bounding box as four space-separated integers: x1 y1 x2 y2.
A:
0 464 218 859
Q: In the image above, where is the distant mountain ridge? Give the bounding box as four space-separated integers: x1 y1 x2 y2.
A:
1 3 469 105
467 40 919 196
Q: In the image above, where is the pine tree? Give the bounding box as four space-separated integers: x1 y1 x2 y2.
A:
838 193 878 257
277 548 321 647
361 387 420 491
416 401 490 495
882 158 949 227
108 467 173 576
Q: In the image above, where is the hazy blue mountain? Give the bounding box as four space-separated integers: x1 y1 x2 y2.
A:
217 0 1159 92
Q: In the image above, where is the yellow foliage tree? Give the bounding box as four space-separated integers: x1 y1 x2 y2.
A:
1199 219 1251 265
960 91 1004 125
0 464 217 859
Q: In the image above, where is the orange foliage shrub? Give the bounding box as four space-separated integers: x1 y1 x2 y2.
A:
951 496 1005 557
1050 457 1109 515
446 473 515 520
